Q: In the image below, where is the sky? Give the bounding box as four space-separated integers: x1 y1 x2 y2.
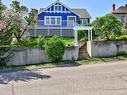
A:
2 0 127 21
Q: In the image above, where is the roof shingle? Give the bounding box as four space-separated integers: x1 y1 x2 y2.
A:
72 9 91 18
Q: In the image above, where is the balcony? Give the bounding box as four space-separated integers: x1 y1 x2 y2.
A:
30 20 80 29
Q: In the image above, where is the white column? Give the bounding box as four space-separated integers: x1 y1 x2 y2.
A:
90 29 92 40
88 30 90 41
74 29 78 46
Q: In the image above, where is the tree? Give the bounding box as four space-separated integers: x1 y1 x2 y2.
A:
2 0 38 42
0 0 6 19
92 14 123 40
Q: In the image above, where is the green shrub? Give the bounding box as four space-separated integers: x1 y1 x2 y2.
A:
15 38 38 47
122 29 127 35
117 51 127 56
118 35 127 40
37 36 45 47
0 46 11 67
78 30 87 40
44 36 65 62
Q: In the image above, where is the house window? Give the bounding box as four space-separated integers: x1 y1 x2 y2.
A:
81 19 88 25
46 17 50 25
45 16 61 25
51 17 56 25
57 17 61 25
55 5 62 12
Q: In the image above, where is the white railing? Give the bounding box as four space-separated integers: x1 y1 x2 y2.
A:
30 20 80 29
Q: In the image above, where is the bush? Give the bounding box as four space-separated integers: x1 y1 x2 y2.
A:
0 46 11 67
122 29 127 35
78 30 87 40
44 36 65 62
14 38 38 47
117 51 127 56
118 35 127 40
37 36 45 47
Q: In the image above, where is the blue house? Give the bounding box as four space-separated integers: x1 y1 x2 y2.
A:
28 0 91 37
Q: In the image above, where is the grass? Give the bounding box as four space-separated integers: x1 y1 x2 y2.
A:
60 37 74 45
45 36 74 46
0 55 127 73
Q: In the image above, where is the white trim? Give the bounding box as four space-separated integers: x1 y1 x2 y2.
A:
73 26 94 30
67 16 76 26
44 16 62 25
38 0 81 17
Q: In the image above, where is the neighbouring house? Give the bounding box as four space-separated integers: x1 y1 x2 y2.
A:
26 0 91 37
112 4 127 28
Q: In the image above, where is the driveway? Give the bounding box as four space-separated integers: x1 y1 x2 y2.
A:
0 61 127 95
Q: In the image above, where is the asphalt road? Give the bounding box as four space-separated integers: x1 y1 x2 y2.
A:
1 61 127 95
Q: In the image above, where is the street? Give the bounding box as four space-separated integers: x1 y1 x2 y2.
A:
0 61 127 95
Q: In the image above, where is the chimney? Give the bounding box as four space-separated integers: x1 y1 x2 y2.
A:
125 4 127 7
112 4 115 11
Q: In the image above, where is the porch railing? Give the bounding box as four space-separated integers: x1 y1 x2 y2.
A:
30 20 80 29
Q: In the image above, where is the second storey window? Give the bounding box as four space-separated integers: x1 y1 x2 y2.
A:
45 16 62 25
55 5 62 12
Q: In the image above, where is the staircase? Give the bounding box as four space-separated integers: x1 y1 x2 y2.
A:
79 40 89 59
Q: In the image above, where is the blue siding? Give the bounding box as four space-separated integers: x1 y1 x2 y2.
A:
38 12 79 26
38 2 90 26
38 12 79 21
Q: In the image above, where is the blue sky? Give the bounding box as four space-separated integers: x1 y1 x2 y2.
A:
2 0 127 20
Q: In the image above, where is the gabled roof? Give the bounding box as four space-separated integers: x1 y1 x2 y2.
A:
39 0 80 17
39 0 91 18
113 6 127 14
72 9 91 18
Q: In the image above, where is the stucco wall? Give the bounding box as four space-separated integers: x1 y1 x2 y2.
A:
87 40 127 57
7 46 79 66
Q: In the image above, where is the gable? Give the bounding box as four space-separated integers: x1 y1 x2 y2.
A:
39 0 80 17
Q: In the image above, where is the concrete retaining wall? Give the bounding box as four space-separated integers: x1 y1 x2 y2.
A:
7 46 79 66
87 40 127 57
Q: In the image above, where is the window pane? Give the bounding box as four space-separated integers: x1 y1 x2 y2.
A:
51 17 55 24
57 17 61 25
55 6 61 11
55 6 58 11
58 6 61 11
46 17 50 25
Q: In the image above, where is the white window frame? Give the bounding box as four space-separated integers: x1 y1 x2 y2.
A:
54 5 62 12
44 16 62 25
81 19 88 25
67 16 76 26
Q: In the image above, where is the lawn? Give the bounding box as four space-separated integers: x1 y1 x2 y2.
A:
44 36 74 45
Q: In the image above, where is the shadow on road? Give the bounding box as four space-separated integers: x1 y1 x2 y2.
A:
0 70 51 84
55 61 81 68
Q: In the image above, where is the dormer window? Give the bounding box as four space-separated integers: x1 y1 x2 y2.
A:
54 5 62 12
